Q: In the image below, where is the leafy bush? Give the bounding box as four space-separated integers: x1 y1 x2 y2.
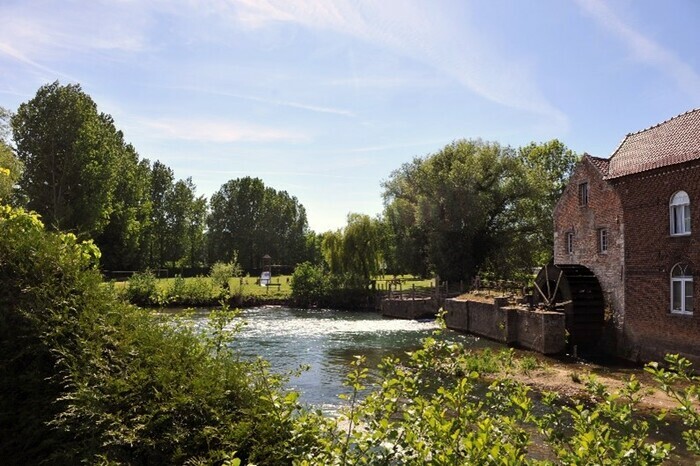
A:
291 336 679 465
167 274 187 302
125 269 158 305
182 275 215 305
210 258 243 298
0 205 310 465
290 261 328 307
646 354 700 455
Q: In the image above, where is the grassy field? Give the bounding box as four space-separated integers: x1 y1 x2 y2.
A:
111 273 439 306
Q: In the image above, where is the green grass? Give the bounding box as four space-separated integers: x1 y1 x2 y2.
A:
111 274 294 302
113 273 436 305
226 275 292 298
374 274 435 291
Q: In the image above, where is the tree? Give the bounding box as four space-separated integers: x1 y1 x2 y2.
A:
290 261 328 307
11 82 122 236
163 178 196 268
318 214 385 287
96 147 152 271
341 213 385 285
514 140 578 265
0 139 22 203
147 160 174 268
207 177 309 271
382 139 577 282
0 106 11 141
320 229 344 275
187 195 208 268
0 107 23 203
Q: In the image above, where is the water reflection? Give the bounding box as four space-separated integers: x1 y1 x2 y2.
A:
191 306 502 411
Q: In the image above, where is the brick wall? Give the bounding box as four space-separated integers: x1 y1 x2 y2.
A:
553 158 625 329
613 161 700 364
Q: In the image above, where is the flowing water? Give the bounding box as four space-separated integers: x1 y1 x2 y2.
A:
191 306 501 412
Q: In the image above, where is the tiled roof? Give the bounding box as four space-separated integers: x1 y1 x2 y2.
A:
606 108 700 179
585 154 610 176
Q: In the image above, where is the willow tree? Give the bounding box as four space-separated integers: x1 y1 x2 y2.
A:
382 139 577 282
320 213 385 287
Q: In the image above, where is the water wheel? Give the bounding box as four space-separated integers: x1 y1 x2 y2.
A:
534 262 605 349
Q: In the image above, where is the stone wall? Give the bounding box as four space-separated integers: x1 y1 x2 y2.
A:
513 307 567 355
443 297 566 354
380 297 437 320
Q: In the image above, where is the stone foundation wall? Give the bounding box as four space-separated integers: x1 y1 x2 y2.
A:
443 297 566 354
380 297 437 320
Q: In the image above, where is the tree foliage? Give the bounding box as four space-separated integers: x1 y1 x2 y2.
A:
0 107 22 203
96 145 152 270
9 84 212 272
12 82 123 235
0 140 21 203
208 176 308 271
317 213 386 290
382 139 577 282
290 261 328 307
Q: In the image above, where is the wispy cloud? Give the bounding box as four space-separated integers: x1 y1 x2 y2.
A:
0 2 150 65
0 42 69 78
224 0 568 129
142 117 310 143
167 85 354 117
576 0 700 100
189 168 372 181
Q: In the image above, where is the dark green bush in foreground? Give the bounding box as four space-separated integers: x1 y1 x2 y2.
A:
0 206 306 465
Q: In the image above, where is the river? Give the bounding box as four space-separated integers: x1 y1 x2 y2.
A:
191 305 501 412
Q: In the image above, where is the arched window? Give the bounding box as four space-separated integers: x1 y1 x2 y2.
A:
670 191 691 235
671 263 693 314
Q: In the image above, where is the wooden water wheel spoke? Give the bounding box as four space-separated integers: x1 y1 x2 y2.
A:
534 262 604 349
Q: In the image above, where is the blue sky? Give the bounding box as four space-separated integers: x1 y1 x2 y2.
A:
2 0 700 232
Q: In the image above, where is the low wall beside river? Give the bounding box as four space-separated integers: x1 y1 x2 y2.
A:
444 297 566 354
381 297 437 320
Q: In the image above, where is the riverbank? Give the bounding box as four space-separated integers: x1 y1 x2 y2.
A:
507 356 680 412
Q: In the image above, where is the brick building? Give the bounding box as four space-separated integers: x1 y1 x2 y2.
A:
553 109 700 364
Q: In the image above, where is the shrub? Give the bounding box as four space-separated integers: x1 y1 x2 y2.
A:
646 354 700 455
182 275 215 305
290 262 328 307
294 335 675 465
210 255 243 298
125 269 158 305
0 205 310 465
166 274 187 302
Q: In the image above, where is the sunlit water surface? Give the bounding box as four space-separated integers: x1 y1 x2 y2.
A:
191 306 501 413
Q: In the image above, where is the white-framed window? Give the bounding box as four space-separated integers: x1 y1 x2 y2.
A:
578 182 589 206
670 190 691 236
671 263 693 315
598 228 608 253
566 232 574 254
